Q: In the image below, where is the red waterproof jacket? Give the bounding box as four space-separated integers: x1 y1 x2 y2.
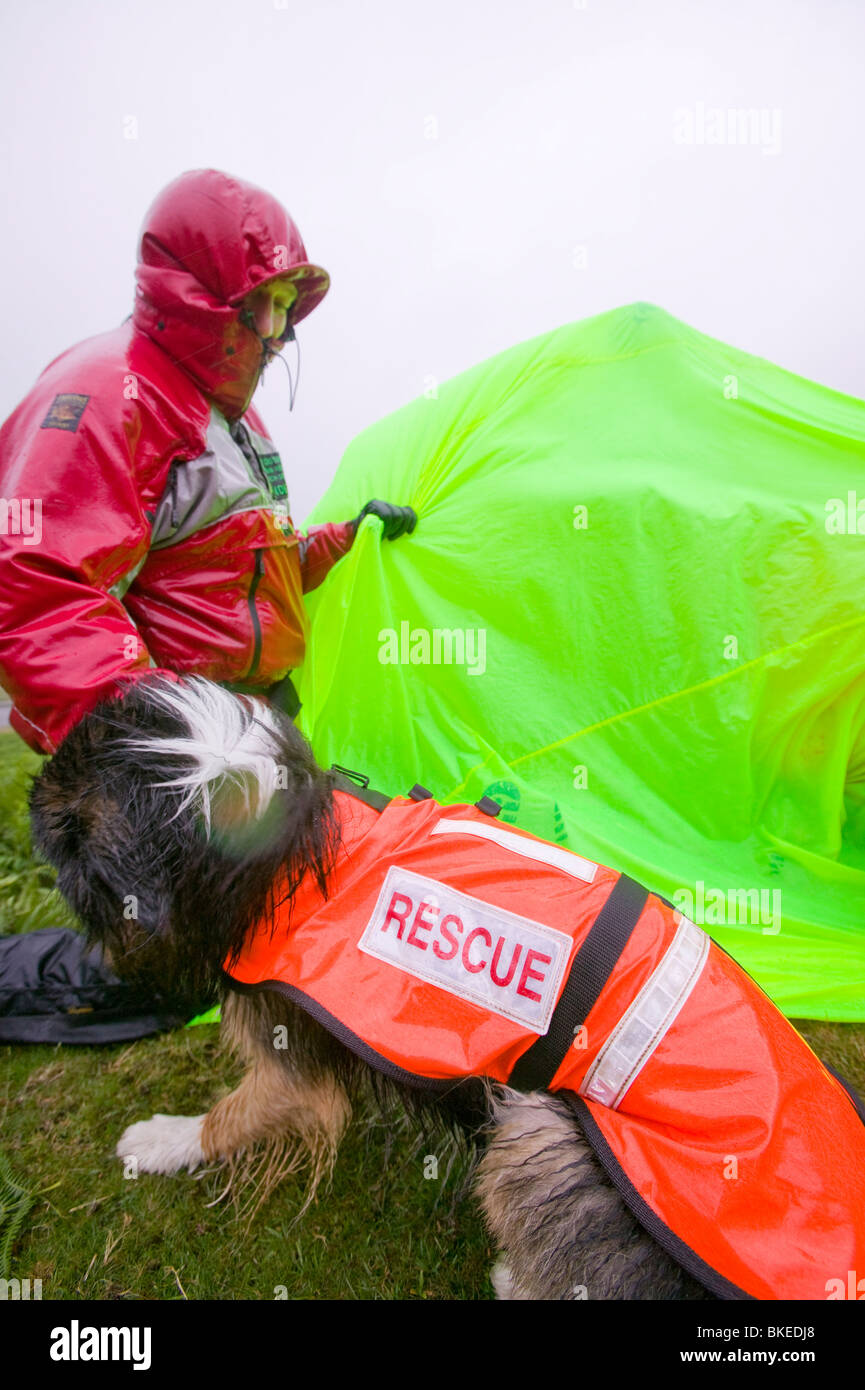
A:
226 781 865 1301
0 169 355 753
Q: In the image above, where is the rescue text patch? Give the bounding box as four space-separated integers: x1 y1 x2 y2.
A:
40 393 90 432
358 866 573 1034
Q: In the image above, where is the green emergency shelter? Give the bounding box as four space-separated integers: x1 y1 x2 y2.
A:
297 302 865 1021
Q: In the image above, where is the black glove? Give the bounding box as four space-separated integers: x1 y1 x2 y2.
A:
353 499 417 540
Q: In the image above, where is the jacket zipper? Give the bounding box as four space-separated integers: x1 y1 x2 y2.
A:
170 464 179 529
231 419 269 492
246 549 265 678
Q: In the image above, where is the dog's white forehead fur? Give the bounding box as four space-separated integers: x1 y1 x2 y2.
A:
122 677 287 832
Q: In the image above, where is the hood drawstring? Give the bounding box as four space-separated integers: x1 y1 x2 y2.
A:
241 313 301 412
271 324 300 411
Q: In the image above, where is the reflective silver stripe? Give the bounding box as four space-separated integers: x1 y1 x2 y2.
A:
150 409 278 550
579 914 709 1109
429 818 597 883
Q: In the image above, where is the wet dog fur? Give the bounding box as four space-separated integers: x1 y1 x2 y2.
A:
29 675 709 1300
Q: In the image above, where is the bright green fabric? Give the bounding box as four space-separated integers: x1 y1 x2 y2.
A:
297 302 865 1020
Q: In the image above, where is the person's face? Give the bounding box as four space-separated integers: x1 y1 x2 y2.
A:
240 276 300 348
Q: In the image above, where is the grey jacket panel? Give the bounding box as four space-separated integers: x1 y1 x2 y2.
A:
149 408 289 550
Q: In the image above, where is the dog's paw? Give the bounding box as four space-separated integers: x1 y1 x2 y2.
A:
491 1258 518 1300
116 1114 206 1175
491 1258 536 1300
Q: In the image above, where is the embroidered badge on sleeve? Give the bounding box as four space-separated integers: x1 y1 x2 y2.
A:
40 394 90 432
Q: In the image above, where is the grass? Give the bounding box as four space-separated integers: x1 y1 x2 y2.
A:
0 735 78 936
0 728 862 1301
0 731 492 1299
1 1030 491 1300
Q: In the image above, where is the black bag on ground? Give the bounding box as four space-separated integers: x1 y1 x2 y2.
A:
0 928 209 1043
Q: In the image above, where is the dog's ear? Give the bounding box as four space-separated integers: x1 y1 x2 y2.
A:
30 747 173 947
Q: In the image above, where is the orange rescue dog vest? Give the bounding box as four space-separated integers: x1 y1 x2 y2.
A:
225 782 865 1301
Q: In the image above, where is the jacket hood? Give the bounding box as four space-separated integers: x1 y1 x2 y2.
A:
132 169 330 419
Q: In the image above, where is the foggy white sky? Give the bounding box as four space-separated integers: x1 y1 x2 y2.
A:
1 0 862 520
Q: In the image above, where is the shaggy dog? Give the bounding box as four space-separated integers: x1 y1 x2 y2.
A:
30 675 850 1301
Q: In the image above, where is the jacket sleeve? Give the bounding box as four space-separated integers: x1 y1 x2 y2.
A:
296 520 356 594
0 405 168 753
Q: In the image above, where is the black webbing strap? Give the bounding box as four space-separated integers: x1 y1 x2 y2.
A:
329 767 392 813
408 784 434 801
267 673 302 720
509 873 649 1093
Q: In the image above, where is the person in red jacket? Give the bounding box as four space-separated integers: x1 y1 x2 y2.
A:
0 168 415 753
